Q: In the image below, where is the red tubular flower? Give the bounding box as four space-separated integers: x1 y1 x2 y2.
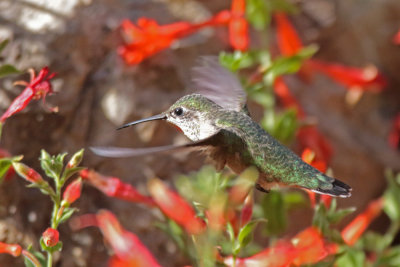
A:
297 126 333 163
388 113 400 149
62 178 82 204
148 178 205 235
292 227 337 265
393 29 400 45
12 162 44 184
69 214 98 231
80 169 154 206
224 241 297 267
119 11 231 65
0 67 57 123
42 228 59 247
273 77 305 118
342 197 383 246
0 242 22 257
0 148 15 180
96 210 161 267
224 227 336 266
301 148 327 173
229 0 249 51
307 60 387 92
274 12 303 56
239 194 253 228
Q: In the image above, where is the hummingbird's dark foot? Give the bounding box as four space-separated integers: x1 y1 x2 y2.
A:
255 183 270 193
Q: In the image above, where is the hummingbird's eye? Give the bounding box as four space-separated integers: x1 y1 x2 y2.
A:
173 107 184 116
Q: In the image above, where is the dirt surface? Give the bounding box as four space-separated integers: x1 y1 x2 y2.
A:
0 0 399 266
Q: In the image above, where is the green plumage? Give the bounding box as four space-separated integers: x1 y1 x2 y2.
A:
173 94 351 197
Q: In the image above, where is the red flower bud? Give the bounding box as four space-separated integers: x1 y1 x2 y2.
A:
66 149 84 169
12 162 44 183
42 228 59 247
63 178 82 204
0 242 22 257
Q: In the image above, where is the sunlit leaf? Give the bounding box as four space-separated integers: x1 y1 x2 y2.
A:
0 64 20 78
0 158 12 183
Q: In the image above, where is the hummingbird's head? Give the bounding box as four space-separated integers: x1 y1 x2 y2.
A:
118 94 221 141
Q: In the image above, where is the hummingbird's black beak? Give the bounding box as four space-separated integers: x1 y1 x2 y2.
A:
117 114 167 130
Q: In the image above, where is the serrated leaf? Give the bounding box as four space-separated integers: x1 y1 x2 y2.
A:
0 64 20 78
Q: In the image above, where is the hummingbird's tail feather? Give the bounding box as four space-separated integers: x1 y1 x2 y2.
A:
313 178 352 198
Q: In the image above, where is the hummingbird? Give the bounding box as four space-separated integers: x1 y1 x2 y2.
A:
92 57 351 197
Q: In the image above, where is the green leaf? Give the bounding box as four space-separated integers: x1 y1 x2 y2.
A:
237 221 257 250
40 237 63 253
361 231 386 253
23 246 45 267
262 190 287 235
226 223 235 242
219 51 254 72
40 150 66 180
0 64 20 78
62 167 86 183
246 0 270 30
327 207 356 224
0 158 12 183
335 247 366 267
283 191 306 209
376 245 400 267
384 171 400 222
58 207 78 224
264 45 318 85
0 39 9 54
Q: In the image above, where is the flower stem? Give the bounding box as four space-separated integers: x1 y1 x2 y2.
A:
47 251 52 267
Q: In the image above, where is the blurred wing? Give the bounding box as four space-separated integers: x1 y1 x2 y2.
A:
90 131 223 158
90 144 194 158
191 56 247 112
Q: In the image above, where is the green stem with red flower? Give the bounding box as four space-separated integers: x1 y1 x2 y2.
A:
10 149 84 267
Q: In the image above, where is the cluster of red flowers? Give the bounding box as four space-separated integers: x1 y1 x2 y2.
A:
73 167 384 266
118 0 248 64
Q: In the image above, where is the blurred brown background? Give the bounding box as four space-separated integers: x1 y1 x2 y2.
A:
0 0 399 266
